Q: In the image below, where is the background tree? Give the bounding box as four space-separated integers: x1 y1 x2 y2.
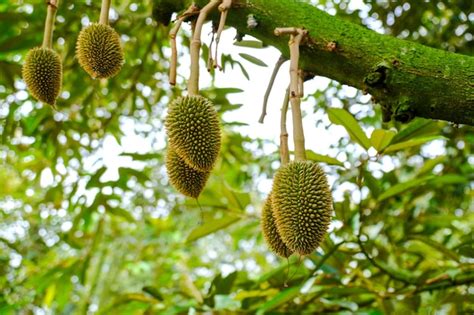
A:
0 0 472 313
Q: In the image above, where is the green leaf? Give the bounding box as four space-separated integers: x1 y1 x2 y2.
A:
120 152 161 161
383 136 446 153
408 235 460 262
305 150 344 167
377 176 434 202
256 286 300 314
186 215 240 243
429 174 468 185
238 53 268 67
417 155 446 175
327 108 371 150
106 206 135 222
370 129 396 152
234 40 264 48
391 119 439 143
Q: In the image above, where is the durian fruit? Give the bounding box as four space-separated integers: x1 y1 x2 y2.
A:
166 147 210 198
272 161 333 255
165 95 221 172
76 23 124 79
22 47 62 106
261 195 293 258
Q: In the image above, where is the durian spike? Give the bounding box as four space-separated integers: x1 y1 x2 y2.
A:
213 0 232 70
169 4 199 85
188 0 221 95
280 86 290 166
42 0 59 49
274 27 308 161
259 54 287 123
99 0 111 25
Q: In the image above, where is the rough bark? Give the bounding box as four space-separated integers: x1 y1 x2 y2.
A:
154 0 474 126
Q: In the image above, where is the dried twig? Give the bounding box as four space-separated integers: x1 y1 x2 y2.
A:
259 55 287 123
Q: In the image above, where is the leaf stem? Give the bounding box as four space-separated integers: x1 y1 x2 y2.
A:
188 0 221 95
42 0 59 49
99 0 111 25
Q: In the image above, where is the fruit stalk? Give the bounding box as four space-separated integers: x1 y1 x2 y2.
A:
188 0 220 95
99 0 111 25
42 0 59 49
275 28 307 161
280 86 290 166
169 4 199 85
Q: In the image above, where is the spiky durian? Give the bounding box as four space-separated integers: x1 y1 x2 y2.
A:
166 147 210 198
272 161 333 255
76 23 124 79
165 95 221 172
22 47 62 106
261 195 293 258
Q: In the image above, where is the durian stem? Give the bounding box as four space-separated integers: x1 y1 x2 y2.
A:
213 0 232 69
188 0 221 95
280 85 290 166
259 54 287 124
275 28 307 161
99 0 111 25
42 0 59 49
169 4 199 85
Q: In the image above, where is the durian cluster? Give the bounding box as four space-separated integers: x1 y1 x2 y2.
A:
165 95 221 198
22 3 124 107
262 161 333 256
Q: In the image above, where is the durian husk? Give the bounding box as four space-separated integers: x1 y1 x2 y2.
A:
166 147 210 198
22 47 62 106
165 95 221 172
272 161 333 255
261 194 293 258
76 23 124 79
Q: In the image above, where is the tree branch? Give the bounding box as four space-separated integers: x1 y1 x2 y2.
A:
155 0 474 126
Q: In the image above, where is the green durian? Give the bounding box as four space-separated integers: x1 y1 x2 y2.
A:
165 95 221 172
261 195 293 258
22 47 62 106
76 23 124 79
166 147 210 198
272 161 333 255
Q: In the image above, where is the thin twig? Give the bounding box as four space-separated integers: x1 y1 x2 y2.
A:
42 0 59 49
188 0 221 95
99 0 111 25
355 160 415 285
310 240 345 277
280 85 290 165
259 55 287 123
169 4 199 85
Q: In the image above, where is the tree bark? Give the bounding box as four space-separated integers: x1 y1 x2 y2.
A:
154 0 474 126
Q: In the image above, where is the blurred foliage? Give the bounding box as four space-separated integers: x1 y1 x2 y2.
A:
0 0 473 314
